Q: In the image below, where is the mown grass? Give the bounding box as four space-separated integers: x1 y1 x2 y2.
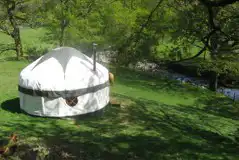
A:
0 60 239 159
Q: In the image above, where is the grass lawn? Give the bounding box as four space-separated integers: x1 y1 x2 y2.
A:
0 60 239 159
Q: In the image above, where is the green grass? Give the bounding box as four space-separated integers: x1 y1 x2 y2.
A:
0 61 239 159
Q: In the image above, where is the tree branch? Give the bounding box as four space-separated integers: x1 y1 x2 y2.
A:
207 6 217 29
77 0 95 18
0 25 11 36
16 0 28 6
200 0 239 7
169 46 207 64
118 0 164 52
202 1 239 53
15 15 27 21
191 43 204 49
201 29 217 48
168 0 239 64
86 0 95 16
168 29 217 64
137 0 164 36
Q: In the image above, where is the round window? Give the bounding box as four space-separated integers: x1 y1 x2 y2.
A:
65 97 78 107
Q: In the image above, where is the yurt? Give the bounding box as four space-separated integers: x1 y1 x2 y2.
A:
18 47 110 117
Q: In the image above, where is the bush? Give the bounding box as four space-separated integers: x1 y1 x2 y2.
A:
24 45 49 56
199 60 239 87
4 137 75 160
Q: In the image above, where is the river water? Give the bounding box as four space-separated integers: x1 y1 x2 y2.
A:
165 70 239 100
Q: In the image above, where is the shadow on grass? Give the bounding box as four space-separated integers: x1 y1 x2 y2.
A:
0 98 107 121
0 94 238 159
113 67 239 119
1 98 21 113
196 96 239 120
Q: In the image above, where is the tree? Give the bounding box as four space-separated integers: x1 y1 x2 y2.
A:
36 0 101 47
170 0 239 59
114 0 166 64
162 0 239 90
0 0 29 60
35 0 76 46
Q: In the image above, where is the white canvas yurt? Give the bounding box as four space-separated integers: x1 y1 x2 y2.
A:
18 47 110 117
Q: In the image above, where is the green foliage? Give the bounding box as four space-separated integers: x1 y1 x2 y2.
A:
14 137 49 159
0 0 238 61
38 0 78 46
6 137 74 159
24 45 49 56
99 1 145 47
0 0 28 34
21 28 54 56
199 59 239 76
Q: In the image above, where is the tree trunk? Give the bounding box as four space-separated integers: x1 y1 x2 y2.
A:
7 1 23 60
209 71 218 91
123 0 126 7
59 24 65 47
207 6 220 59
14 31 23 60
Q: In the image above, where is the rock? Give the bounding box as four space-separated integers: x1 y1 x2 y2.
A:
134 60 159 72
94 50 117 64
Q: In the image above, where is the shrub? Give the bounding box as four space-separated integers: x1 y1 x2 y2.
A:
24 45 49 56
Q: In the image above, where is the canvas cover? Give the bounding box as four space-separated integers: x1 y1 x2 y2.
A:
18 47 110 117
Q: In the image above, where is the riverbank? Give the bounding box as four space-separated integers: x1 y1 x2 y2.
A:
128 60 239 101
